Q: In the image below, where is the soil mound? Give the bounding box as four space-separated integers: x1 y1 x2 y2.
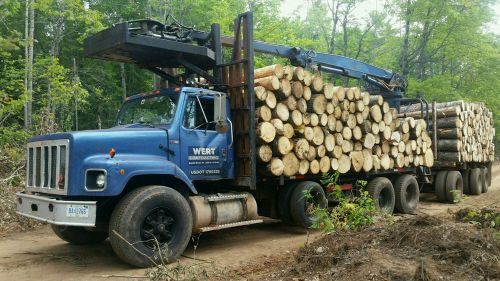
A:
237 214 500 281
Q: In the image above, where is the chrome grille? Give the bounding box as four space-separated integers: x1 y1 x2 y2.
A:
26 139 69 195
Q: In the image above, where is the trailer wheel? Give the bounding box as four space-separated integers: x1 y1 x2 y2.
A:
487 163 492 187
469 168 482 195
367 177 395 214
51 225 108 245
461 169 471 195
278 183 298 225
434 171 448 203
109 186 192 267
481 167 488 193
394 175 419 214
289 181 327 228
445 171 463 203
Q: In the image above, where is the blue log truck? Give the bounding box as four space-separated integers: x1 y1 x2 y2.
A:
15 12 492 267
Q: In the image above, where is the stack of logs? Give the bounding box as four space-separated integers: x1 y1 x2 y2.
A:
400 101 495 163
254 64 434 176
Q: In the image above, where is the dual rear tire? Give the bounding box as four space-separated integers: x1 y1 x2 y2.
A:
434 170 463 203
278 181 327 228
367 175 419 215
463 167 489 195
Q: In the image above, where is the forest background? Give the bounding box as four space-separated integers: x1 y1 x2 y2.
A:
1 0 499 178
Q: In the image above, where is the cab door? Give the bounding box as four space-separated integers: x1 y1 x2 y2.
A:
179 94 231 180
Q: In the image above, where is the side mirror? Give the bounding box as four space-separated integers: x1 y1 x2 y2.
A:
214 93 228 134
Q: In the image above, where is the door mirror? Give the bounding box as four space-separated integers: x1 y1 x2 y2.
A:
214 93 228 134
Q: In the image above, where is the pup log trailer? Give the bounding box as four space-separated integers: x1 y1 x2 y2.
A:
16 12 492 267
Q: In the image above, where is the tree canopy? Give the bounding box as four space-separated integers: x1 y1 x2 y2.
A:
0 0 498 152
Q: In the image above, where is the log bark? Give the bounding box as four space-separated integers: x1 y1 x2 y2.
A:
437 139 461 152
435 117 462 128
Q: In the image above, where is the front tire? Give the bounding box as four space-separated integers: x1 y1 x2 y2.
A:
109 186 192 267
51 225 108 245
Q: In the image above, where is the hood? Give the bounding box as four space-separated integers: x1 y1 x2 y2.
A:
28 127 170 196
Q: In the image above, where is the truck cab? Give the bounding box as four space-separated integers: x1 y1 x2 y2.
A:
16 85 264 266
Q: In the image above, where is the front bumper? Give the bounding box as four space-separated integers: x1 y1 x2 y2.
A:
16 192 97 227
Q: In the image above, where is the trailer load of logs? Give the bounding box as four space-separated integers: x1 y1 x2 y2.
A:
400 101 495 163
254 64 434 177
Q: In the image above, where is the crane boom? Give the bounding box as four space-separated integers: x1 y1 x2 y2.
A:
84 17 407 100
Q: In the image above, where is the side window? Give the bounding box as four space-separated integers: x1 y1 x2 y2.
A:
183 96 215 130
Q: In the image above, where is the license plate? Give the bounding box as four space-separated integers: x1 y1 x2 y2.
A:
66 205 90 218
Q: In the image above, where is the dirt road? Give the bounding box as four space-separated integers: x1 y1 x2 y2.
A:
1 165 499 281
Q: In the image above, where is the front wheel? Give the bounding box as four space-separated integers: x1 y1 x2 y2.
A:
51 225 108 245
109 186 193 267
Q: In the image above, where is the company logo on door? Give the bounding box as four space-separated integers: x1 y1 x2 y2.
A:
188 146 220 165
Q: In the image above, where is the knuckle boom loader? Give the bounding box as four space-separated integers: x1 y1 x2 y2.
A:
16 12 494 267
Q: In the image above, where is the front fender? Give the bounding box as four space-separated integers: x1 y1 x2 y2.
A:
75 154 196 196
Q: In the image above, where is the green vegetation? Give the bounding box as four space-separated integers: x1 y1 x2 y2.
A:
456 207 500 229
310 172 376 232
0 0 499 173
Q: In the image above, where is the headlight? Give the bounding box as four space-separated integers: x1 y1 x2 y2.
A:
96 173 106 188
85 170 107 191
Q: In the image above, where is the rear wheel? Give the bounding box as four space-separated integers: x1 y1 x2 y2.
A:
434 171 448 203
445 171 463 203
481 167 488 193
51 225 108 245
461 169 471 195
278 182 298 225
394 174 419 214
367 177 395 214
289 181 327 228
109 186 192 267
469 168 482 195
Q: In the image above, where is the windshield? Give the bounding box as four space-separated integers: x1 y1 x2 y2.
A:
116 94 178 126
